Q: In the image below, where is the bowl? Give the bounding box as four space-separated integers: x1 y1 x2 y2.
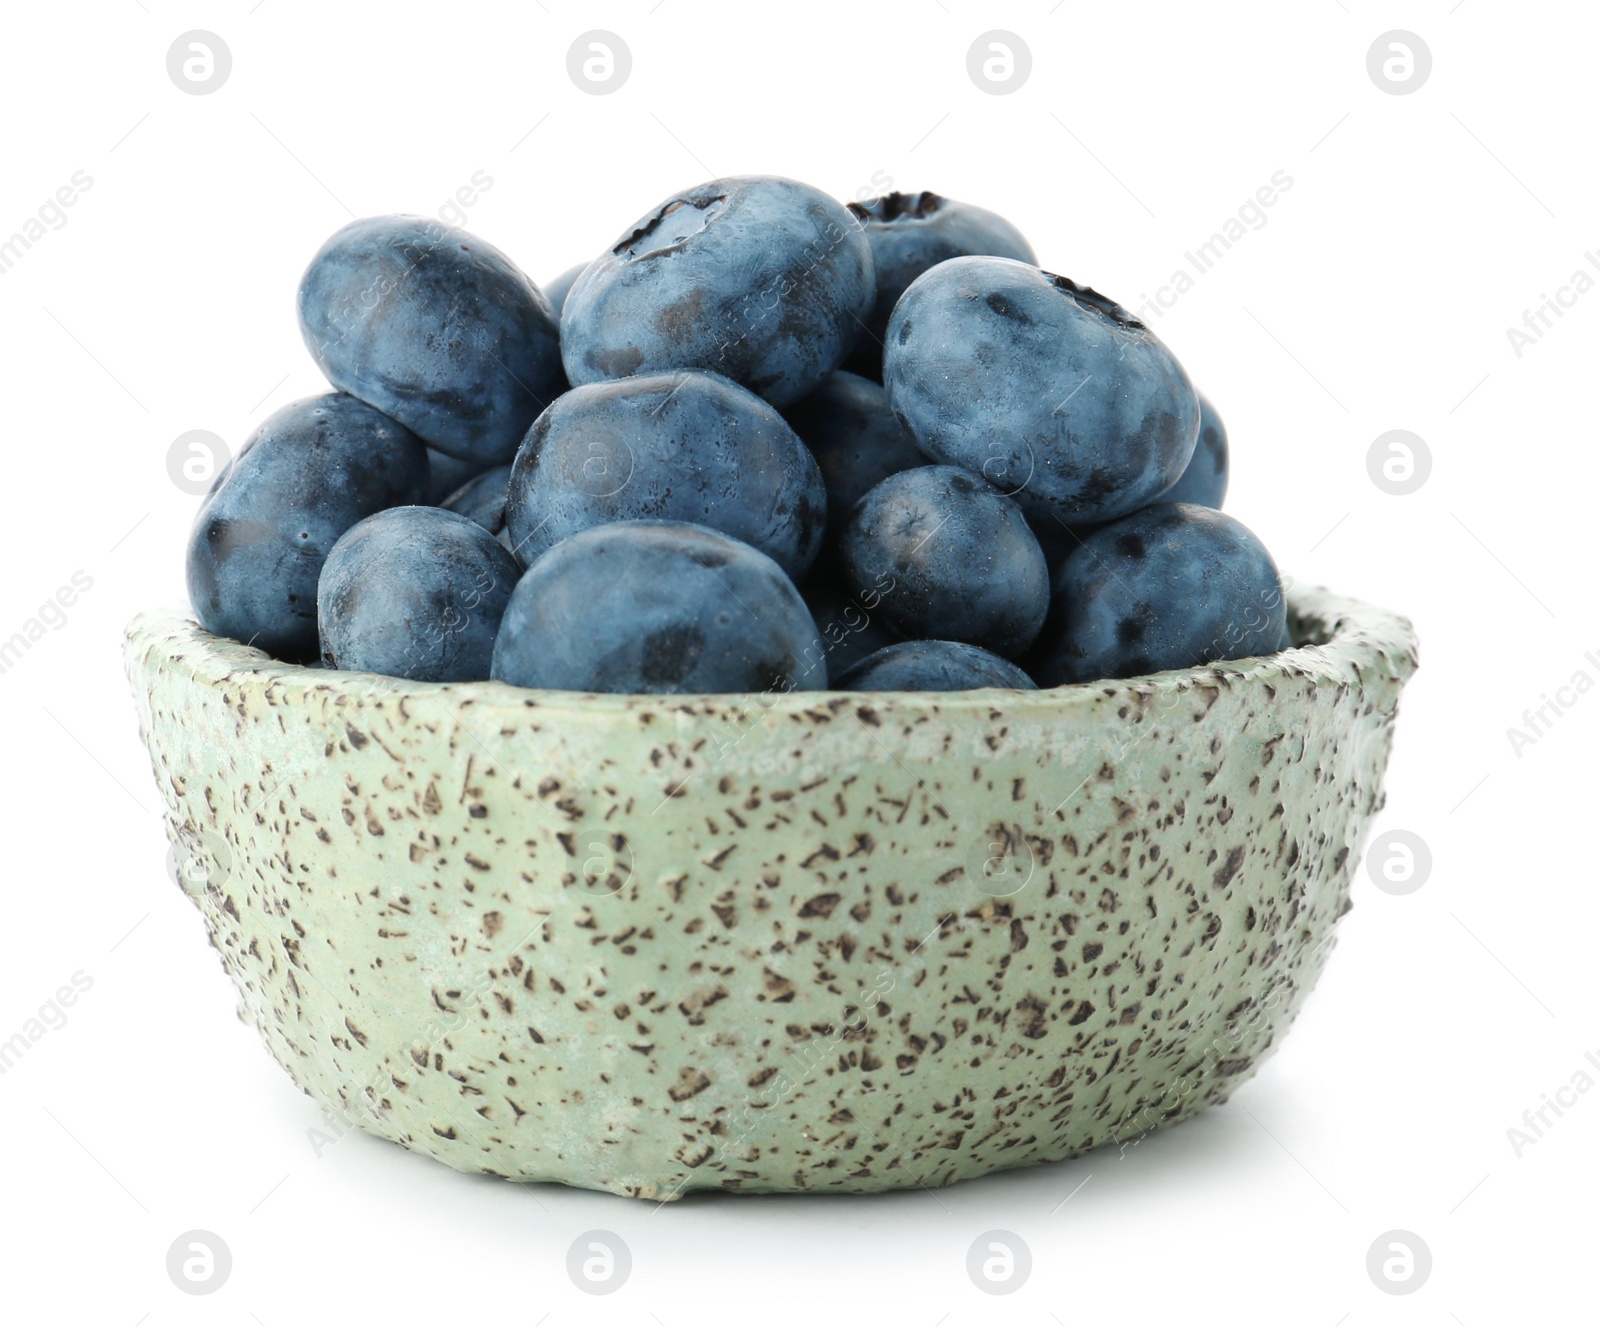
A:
124 584 1416 1200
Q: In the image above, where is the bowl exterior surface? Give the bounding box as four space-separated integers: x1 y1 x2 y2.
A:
125 587 1416 1199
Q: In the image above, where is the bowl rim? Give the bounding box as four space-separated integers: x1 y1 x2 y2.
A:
125 581 1417 721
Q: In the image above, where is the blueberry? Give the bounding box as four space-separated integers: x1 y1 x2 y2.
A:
884 256 1199 527
844 191 1034 379
782 371 925 541
799 569 900 683
1026 508 1142 583
561 176 874 409
838 639 1036 692
1154 391 1228 509
423 447 487 505
186 393 429 660
442 464 513 540
490 521 826 694
318 506 521 681
840 465 1049 658
297 215 564 465
1023 512 1082 579
543 262 588 318
504 371 826 582
1028 503 1287 685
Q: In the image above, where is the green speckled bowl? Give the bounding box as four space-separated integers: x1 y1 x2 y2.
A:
124 586 1415 1200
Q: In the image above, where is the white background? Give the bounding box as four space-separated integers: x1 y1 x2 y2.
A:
0 1 1593 1322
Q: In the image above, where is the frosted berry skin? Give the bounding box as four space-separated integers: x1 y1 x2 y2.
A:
490 521 826 695
837 639 1036 692
799 569 900 683
1155 391 1229 509
317 506 520 682
1029 503 1287 686
503 371 826 583
844 191 1035 379
783 371 926 542
423 447 486 506
839 465 1049 660
441 464 513 542
297 215 564 465
186 393 428 661
883 256 1200 527
560 176 875 409
542 262 588 318
1024 512 1082 579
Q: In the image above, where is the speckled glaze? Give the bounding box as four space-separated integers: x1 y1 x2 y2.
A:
124 586 1416 1200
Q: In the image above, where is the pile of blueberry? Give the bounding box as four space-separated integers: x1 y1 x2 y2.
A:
186 175 1289 695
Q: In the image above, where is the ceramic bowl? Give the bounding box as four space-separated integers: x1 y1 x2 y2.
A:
124 585 1416 1200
